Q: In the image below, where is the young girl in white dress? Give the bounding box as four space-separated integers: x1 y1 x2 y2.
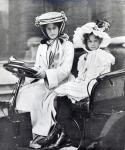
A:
55 21 115 102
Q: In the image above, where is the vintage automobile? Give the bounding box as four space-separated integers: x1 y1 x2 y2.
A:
1 36 125 150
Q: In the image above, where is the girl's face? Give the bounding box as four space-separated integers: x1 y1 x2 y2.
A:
46 23 59 39
87 34 101 51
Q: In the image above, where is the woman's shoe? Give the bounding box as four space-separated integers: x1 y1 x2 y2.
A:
29 134 45 149
29 141 41 149
42 130 71 150
37 123 61 147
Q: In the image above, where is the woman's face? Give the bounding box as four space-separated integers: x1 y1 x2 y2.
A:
46 23 59 39
87 34 101 51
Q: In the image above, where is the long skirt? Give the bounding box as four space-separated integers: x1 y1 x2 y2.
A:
16 80 56 136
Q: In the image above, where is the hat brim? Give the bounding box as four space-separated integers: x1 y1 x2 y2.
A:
35 11 67 26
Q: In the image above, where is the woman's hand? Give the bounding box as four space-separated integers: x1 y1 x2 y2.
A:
35 70 46 79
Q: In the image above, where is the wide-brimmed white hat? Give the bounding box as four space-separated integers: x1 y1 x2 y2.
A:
73 22 111 51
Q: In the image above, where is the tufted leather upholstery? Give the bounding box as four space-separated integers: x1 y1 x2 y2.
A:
71 48 84 77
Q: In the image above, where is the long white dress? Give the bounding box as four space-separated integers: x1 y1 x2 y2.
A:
55 49 115 103
16 39 74 136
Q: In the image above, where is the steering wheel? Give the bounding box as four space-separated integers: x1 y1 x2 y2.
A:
3 61 38 78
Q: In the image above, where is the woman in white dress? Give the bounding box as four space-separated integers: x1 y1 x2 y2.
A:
16 11 74 148
41 21 115 149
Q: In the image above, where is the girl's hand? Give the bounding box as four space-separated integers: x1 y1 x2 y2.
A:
35 70 46 79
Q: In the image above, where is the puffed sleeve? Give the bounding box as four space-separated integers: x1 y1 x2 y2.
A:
97 50 115 75
45 41 74 89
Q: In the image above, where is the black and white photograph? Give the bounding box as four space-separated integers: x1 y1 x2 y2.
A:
0 0 125 150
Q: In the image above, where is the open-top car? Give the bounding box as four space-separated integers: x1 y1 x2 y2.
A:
1 36 125 150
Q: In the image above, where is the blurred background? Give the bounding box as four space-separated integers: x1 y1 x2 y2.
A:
0 0 125 145
0 0 125 60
